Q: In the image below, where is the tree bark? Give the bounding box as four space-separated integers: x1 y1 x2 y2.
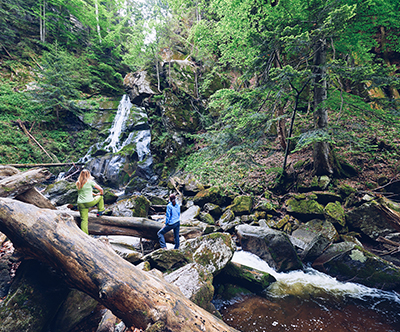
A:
313 38 333 175
16 188 56 210
0 198 238 331
0 168 51 198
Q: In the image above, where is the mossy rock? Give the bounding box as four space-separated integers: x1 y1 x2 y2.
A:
286 195 324 221
193 186 225 206
215 262 276 294
203 203 222 218
199 212 215 225
103 189 118 204
142 249 191 272
227 195 253 215
338 184 357 197
111 195 150 217
43 180 77 206
324 201 345 227
0 261 69 332
218 209 235 225
314 245 400 292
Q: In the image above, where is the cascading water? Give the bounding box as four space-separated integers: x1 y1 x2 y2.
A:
80 95 154 188
213 250 400 332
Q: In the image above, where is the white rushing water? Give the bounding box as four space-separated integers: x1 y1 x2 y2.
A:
80 95 151 164
103 94 133 153
232 250 400 303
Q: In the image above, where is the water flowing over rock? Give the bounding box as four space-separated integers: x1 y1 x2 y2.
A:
236 224 303 272
81 95 155 188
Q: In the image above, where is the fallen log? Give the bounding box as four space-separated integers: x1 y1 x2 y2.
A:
4 163 83 168
16 188 57 210
0 168 51 198
0 198 238 331
56 210 203 242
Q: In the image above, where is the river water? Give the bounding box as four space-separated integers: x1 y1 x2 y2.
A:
214 251 400 332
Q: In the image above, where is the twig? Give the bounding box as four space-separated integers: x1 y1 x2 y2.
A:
17 120 54 162
0 43 13 58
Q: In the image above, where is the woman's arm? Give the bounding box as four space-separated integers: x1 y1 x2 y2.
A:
93 183 104 196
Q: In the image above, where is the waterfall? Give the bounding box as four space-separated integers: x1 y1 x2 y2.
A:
103 94 133 153
80 95 151 164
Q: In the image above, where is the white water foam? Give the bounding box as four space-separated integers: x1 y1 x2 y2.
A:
232 250 400 303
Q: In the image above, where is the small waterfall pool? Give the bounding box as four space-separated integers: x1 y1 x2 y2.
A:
214 250 400 331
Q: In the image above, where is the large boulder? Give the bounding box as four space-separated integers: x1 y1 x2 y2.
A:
182 174 204 196
286 193 325 221
180 233 236 275
180 205 201 224
124 70 159 104
43 180 77 206
214 261 276 294
164 263 215 312
193 186 226 207
346 199 400 240
236 224 302 272
313 243 400 292
227 195 253 215
290 219 339 250
142 249 191 272
111 195 150 217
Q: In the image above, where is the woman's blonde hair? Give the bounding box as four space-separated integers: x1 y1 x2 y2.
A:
76 169 92 190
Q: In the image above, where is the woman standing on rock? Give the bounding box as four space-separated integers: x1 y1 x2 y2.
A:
76 169 105 234
157 194 181 249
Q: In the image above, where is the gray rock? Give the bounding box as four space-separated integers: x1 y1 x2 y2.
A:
43 180 77 206
236 224 302 272
181 205 201 223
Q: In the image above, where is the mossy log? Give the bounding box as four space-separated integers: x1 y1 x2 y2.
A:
0 168 51 198
56 210 203 242
0 198 238 331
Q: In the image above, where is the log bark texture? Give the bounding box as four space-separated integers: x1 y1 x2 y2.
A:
16 188 57 210
0 198 238 332
56 210 203 242
0 168 51 198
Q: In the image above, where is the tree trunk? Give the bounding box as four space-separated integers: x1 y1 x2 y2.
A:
0 198 238 331
0 168 51 198
16 188 56 210
313 38 333 175
56 210 203 242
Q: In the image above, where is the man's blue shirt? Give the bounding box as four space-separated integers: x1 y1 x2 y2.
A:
165 202 180 225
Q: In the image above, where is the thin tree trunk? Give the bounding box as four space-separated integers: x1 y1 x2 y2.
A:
95 0 102 43
0 198 238 332
313 38 333 175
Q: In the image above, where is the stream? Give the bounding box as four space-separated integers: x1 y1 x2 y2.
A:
214 251 400 331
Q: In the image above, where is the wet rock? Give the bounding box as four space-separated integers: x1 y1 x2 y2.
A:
236 224 302 272
300 233 332 263
111 195 150 217
215 261 276 294
220 217 242 233
164 263 214 311
43 180 77 206
346 199 399 240
227 195 253 215
125 176 149 194
291 219 339 250
180 233 236 275
313 244 400 292
286 194 325 221
103 189 118 204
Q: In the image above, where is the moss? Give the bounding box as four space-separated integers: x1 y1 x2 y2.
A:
324 201 345 226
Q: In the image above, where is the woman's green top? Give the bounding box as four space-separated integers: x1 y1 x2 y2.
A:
77 179 96 204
